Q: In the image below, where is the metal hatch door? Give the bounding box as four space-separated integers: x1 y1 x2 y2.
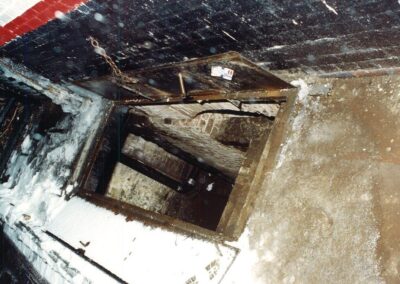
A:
76 51 293 105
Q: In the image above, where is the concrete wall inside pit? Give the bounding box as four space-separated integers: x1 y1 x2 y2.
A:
234 75 400 283
131 106 275 178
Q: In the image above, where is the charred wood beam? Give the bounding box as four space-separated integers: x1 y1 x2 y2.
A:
0 97 15 127
124 113 235 184
0 58 85 115
91 110 128 195
192 108 275 119
0 101 31 182
119 153 193 193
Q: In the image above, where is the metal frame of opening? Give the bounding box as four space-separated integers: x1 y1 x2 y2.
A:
67 52 297 241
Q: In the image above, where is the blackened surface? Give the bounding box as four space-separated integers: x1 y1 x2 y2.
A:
83 105 128 195
0 94 36 178
0 227 47 284
0 81 67 181
2 0 400 81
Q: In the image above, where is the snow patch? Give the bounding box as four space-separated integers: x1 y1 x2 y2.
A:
276 79 313 169
47 197 237 284
0 63 109 282
20 135 32 154
320 0 338 15
291 79 310 102
222 229 260 284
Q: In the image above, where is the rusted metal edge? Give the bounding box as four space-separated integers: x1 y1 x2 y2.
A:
48 193 240 284
123 51 293 89
216 127 272 237
217 93 297 240
114 88 295 106
125 51 242 74
77 191 240 244
65 100 115 199
74 79 293 106
74 51 293 104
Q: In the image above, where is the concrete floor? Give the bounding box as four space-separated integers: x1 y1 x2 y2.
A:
235 75 400 283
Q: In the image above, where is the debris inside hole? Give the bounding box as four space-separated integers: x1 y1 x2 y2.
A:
82 101 279 231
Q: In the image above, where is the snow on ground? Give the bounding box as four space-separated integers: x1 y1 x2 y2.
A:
0 59 119 282
47 197 237 283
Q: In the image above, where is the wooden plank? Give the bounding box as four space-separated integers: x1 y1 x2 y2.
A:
122 134 194 184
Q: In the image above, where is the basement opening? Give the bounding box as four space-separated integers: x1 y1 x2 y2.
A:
79 101 280 232
74 52 293 238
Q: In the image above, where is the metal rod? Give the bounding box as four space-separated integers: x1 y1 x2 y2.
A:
178 72 186 97
120 84 155 101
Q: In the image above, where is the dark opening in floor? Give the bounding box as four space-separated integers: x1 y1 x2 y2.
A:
82 101 279 231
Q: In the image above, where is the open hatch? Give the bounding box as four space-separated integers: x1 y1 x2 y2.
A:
73 52 293 238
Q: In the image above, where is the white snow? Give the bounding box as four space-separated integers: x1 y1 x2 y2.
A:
20 135 32 154
54 11 67 21
221 30 238 41
276 79 312 169
0 60 112 283
222 229 260 284
291 79 310 102
320 0 338 15
265 45 287 51
94 12 105 23
206 182 214 191
47 197 237 284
